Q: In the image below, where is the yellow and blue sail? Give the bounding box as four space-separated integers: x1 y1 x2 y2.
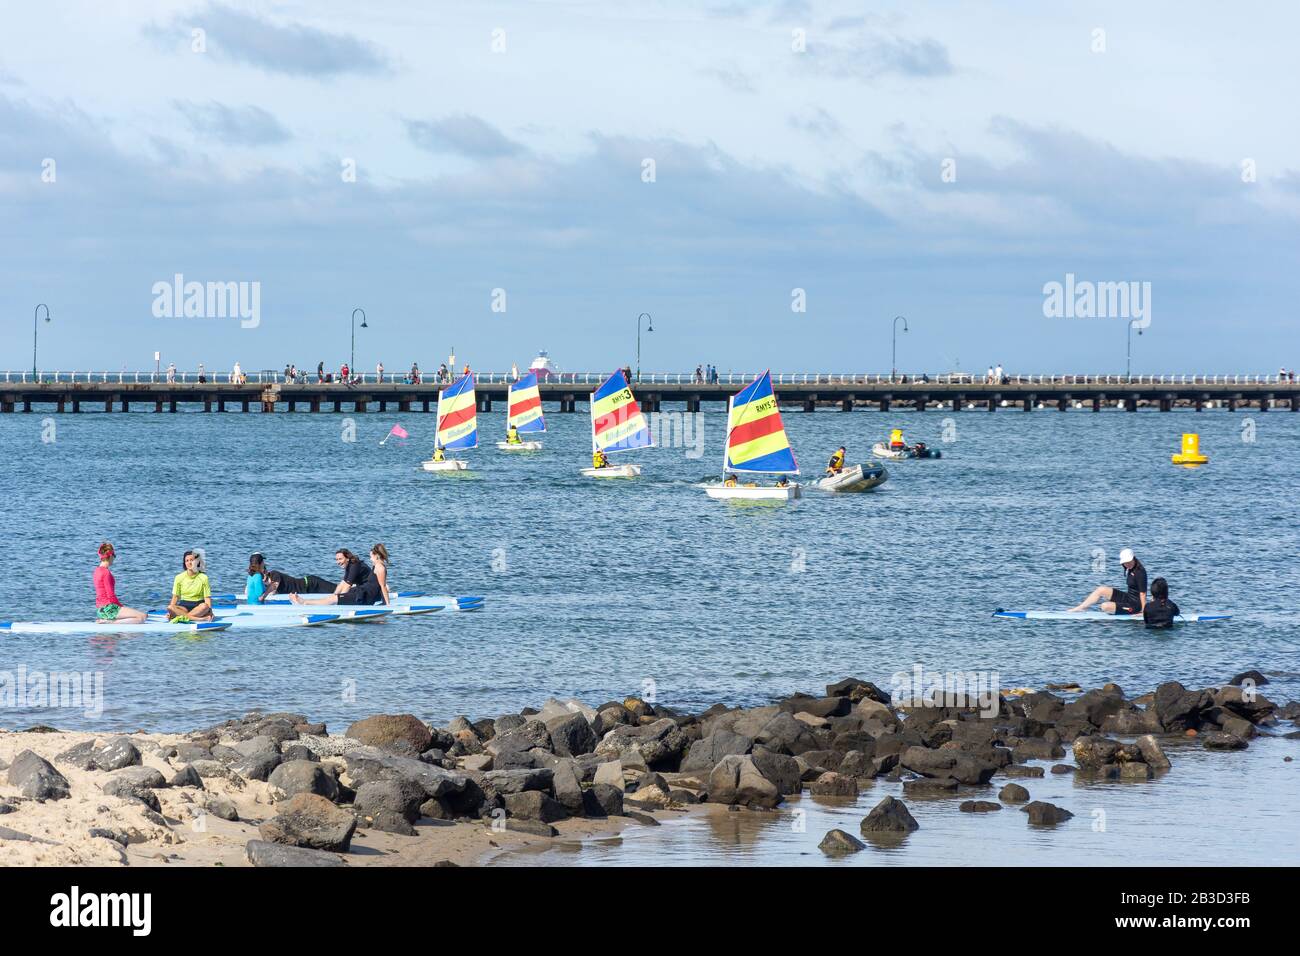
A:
591 370 652 453
724 371 798 474
507 372 546 434
436 374 478 449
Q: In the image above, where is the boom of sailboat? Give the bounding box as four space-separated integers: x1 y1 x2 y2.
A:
412 368 893 496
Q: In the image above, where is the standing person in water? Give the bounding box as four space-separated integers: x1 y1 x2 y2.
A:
167 550 215 622
1069 547 1148 616
292 545 391 606
1143 577 1181 629
93 542 148 623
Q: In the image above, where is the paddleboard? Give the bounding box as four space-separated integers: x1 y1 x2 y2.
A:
993 609 1231 623
203 603 443 618
223 592 482 612
0 620 233 636
147 610 343 628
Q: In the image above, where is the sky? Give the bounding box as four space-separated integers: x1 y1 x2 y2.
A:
1 0 1297 376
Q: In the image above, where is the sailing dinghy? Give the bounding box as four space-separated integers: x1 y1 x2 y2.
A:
705 371 800 501
423 374 476 472
582 370 652 478
497 372 545 450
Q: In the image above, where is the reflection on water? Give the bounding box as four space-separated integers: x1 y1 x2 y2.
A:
504 740 1299 866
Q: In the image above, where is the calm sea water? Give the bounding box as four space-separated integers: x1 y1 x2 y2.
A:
1 405 1296 863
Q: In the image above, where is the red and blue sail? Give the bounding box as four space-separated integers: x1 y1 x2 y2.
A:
507 372 546 434
436 374 478 449
591 370 652 454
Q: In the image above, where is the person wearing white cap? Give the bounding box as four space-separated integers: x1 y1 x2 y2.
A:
1069 547 1148 615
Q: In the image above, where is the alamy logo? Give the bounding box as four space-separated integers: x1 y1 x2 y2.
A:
49 886 151 936
151 274 261 328
1042 273 1151 328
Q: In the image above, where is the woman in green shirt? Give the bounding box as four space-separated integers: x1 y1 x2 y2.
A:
167 550 215 622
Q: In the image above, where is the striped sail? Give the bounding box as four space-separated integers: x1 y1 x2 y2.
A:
724 371 798 474
591 370 652 454
507 372 546 434
436 374 478 449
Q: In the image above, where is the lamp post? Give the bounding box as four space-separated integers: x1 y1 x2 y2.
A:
891 315 908 382
636 312 653 383
1126 319 1142 382
351 308 367 376
33 304 51 382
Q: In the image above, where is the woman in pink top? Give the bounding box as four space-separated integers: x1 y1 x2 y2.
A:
94 542 148 623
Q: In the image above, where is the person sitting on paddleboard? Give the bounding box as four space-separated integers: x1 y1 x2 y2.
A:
1142 577 1180 629
168 550 214 622
507 424 522 445
93 542 147 623
826 446 846 474
247 553 268 603
292 545 390 606
1069 547 1147 615
592 448 609 469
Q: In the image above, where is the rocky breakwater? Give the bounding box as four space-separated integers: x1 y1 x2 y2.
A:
1 669 1292 866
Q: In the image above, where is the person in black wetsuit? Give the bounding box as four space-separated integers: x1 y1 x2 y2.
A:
290 546 390 606
1142 577 1180 629
1069 547 1148 615
263 570 338 597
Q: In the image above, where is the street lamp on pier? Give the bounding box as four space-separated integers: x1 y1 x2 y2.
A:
33 304 51 382
351 308 367 375
891 315 908 382
636 312 653 383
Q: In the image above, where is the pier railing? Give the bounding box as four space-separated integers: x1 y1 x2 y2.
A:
3 370 1297 386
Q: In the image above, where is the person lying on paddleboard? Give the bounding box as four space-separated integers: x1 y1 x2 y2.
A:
291 545 390 606
826 446 846 475
262 569 339 597
506 424 522 445
592 449 609 469
1068 547 1147 615
1142 577 1180 629
168 550 215 622
93 542 148 624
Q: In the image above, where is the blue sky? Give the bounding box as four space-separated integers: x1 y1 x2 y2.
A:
1 1 1297 376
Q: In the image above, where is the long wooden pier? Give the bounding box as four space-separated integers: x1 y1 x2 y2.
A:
2 374 1297 414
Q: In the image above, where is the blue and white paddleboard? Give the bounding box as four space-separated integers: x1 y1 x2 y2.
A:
147 610 342 628
0 619 233 636
228 593 480 612
993 609 1231 623
200 603 442 618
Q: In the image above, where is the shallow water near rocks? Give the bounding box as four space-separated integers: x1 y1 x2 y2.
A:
498 738 1298 866
0 407 1296 864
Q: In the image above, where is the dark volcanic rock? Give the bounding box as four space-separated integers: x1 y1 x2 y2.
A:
582 783 624 817
503 791 569 823
1022 801 1073 826
595 718 689 770
860 795 919 834
7 751 71 801
259 793 356 851
960 800 1001 813
899 746 996 784
706 755 782 808
752 711 823 756
482 768 554 794
268 760 338 801
1154 682 1214 732
246 839 345 867
826 678 892 704
547 713 597 758
809 771 858 796
345 714 433 757
343 747 468 799
1202 732 1249 751
999 783 1030 803
1229 670 1268 687
1072 735 1124 770
750 748 801 795
818 828 865 855
354 779 428 827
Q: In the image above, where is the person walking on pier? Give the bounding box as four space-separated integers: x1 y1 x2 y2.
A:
1069 547 1147 616
317 361 325 383
376 361 384 383
994 363 1004 385
166 363 176 384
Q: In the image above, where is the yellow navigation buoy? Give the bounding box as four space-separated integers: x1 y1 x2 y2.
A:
1171 433 1209 466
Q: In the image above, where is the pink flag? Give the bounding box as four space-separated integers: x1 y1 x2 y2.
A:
388 424 409 439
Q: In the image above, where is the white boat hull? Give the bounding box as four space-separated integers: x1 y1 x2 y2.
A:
871 443 909 460
705 484 800 501
813 464 888 493
421 458 470 472
581 464 642 478
497 440 543 451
